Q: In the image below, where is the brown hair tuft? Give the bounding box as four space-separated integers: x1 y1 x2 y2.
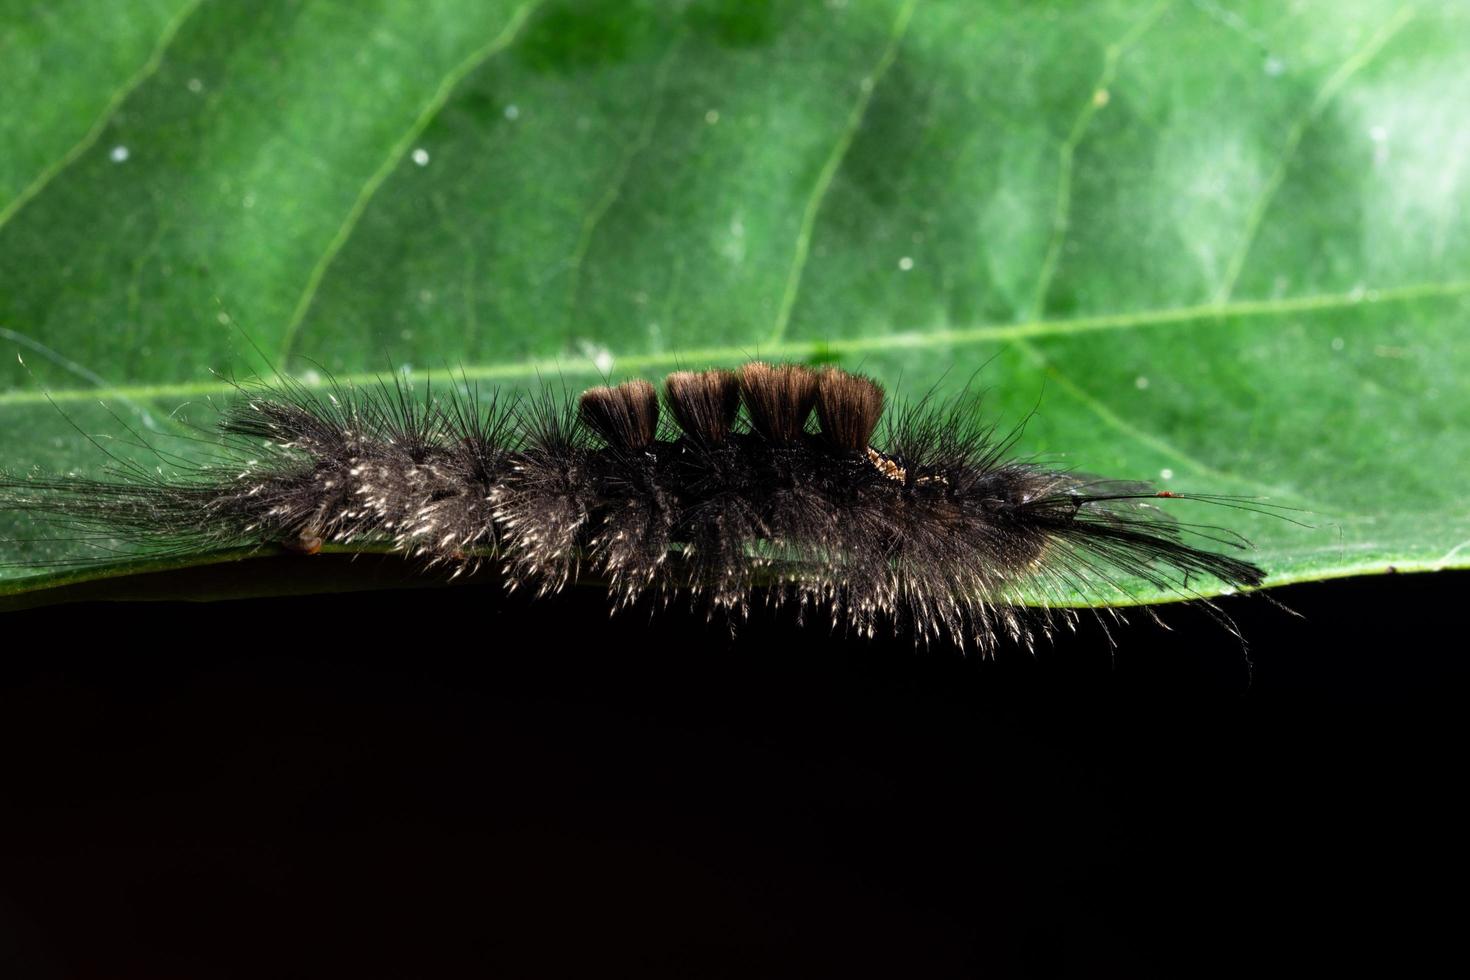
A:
664 369 740 444
737 362 818 443
815 367 885 452
578 379 659 450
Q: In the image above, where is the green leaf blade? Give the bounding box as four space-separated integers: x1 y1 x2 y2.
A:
2 0 1467 604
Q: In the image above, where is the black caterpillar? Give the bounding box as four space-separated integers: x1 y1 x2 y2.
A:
0 362 1269 650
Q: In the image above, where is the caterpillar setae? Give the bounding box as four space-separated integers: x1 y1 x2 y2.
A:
0 361 1274 651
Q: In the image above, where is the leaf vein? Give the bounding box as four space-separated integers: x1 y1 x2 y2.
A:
766 0 917 346
272 0 546 370
562 33 686 329
0 0 205 233
1214 4 1416 303
1028 0 1172 320
1013 337 1352 518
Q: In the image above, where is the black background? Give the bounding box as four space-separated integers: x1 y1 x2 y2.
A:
1 569 1463 977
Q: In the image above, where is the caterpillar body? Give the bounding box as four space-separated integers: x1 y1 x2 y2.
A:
0 361 1268 650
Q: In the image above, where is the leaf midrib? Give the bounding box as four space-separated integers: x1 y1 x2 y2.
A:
2 279 1464 408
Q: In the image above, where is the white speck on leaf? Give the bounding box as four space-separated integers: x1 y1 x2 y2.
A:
412 147 430 166
577 340 615 375
721 214 747 264
187 78 203 93
1135 376 1149 390
705 109 720 125
1160 468 1174 481
504 104 520 121
109 145 129 163
897 256 914 271
1370 125 1391 165
1264 56 1285 76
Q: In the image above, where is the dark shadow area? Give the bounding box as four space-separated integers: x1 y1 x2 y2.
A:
1 571 1464 977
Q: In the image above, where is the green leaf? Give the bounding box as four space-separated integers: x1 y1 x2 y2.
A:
2 0 1467 605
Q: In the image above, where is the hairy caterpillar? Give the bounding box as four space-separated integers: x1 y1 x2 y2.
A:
0 361 1272 650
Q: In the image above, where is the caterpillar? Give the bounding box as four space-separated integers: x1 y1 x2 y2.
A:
0 361 1272 650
